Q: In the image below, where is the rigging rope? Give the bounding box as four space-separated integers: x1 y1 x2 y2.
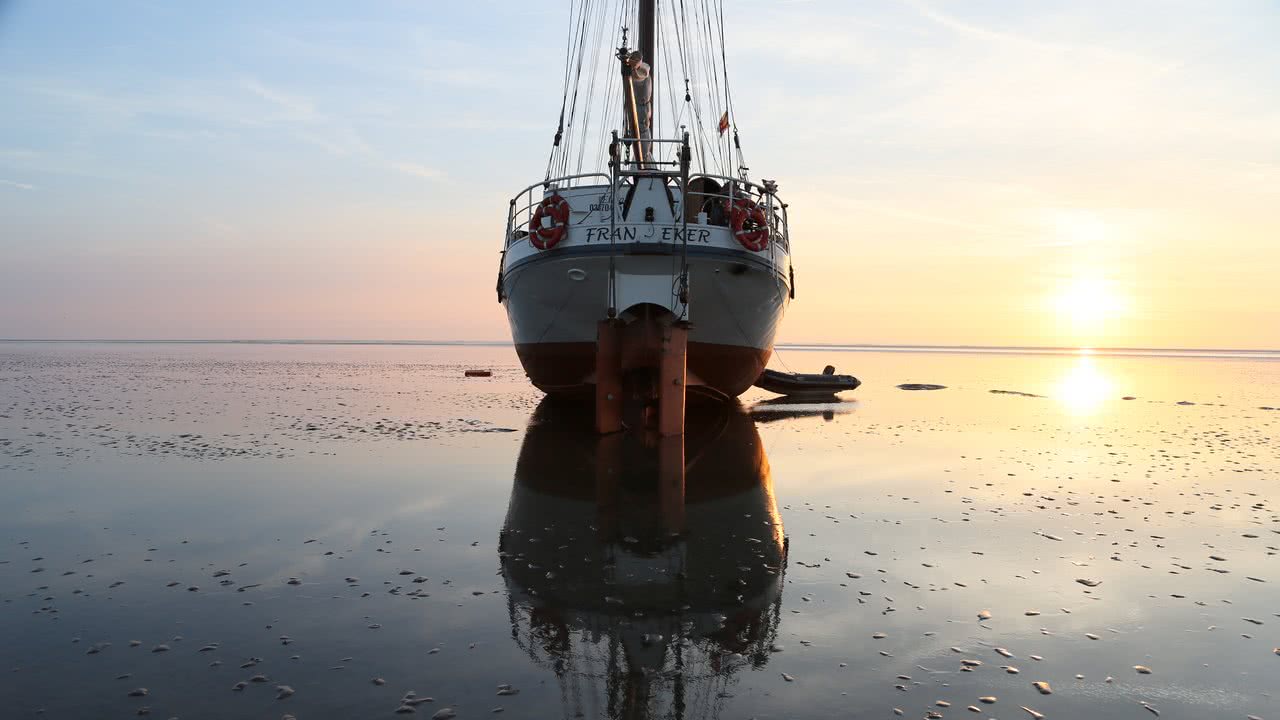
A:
548 0 589 179
562 0 594 177
714 0 738 173
574 0 610 176
542 0 746 183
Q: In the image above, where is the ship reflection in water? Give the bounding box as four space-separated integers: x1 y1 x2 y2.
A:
498 397 791 720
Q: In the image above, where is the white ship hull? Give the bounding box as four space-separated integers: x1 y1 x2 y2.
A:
500 177 792 398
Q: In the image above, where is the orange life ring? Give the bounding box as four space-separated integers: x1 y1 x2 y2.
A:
725 196 769 252
529 194 571 249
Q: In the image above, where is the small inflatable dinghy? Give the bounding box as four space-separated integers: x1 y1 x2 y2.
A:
754 365 861 398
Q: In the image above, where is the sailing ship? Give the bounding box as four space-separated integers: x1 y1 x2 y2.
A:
498 0 793 433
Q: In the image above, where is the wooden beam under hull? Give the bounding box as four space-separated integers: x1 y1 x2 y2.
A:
517 339 770 400
593 314 688 436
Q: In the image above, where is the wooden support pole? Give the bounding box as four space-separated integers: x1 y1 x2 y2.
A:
657 321 688 437
657 434 685 535
596 320 623 434
594 431 623 540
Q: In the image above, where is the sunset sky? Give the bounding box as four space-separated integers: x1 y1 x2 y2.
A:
2 0 1277 349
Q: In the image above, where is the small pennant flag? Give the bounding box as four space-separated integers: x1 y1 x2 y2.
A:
717 111 729 135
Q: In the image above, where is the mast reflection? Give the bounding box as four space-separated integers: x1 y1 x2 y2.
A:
498 396 787 720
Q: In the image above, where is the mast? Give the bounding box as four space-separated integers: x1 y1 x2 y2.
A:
618 0 657 167
639 0 656 109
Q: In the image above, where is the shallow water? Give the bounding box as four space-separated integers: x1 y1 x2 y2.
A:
1 342 1277 719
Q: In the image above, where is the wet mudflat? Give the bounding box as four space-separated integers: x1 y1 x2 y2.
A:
1 342 1277 720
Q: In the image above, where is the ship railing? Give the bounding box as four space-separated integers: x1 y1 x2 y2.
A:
504 135 701 245
679 174 791 255
613 136 690 177
505 173 789 252
505 172 613 249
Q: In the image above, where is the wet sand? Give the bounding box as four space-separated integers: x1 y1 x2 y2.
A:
1 342 1277 719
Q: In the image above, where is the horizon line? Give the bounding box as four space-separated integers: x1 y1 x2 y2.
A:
1 338 1277 356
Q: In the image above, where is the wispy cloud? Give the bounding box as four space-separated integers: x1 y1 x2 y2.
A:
391 162 445 181
0 179 35 190
421 67 506 89
901 0 1173 70
295 128 373 158
242 78 318 120
0 148 39 161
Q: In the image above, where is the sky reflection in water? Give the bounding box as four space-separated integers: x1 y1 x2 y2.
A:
0 343 1277 719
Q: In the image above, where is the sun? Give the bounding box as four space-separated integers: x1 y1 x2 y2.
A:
1052 275 1126 332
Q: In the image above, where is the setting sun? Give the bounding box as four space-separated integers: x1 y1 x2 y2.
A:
1052 275 1128 337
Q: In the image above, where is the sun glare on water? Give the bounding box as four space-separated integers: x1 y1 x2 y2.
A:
1054 354 1114 416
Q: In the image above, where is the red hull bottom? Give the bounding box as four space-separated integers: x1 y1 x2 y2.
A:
516 341 771 398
